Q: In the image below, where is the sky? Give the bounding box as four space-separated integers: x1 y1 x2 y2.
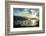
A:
13 8 39 17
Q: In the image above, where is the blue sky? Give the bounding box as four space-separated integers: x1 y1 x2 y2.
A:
13 8 39 16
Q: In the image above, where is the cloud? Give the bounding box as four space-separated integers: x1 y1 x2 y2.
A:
13 8 39 17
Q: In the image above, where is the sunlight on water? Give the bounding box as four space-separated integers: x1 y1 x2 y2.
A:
31 20 37 26
33 20 35 24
